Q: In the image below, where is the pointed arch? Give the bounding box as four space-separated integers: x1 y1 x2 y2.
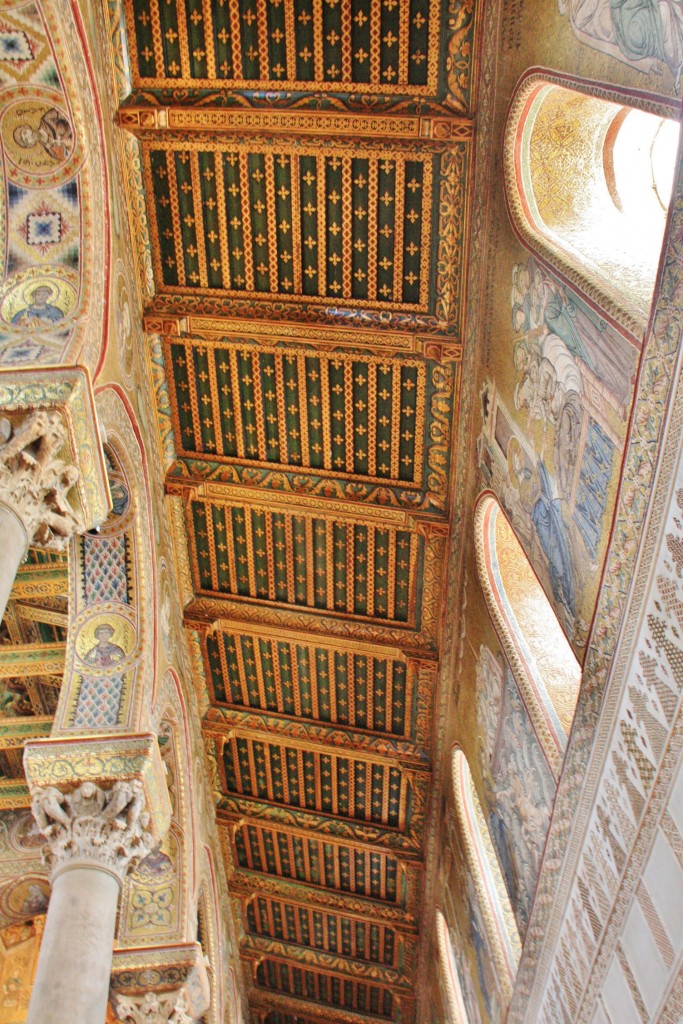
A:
474 493 581 775
504 70 679 338
451 749 521 999
197 846 230 1024
436 909 470 1024
54 385 158 734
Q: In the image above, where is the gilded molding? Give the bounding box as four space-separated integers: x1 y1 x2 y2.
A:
110 942 210 1020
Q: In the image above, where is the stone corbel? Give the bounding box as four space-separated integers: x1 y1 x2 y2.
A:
0 365 110 551
110 943 210 1024
23 734 171 882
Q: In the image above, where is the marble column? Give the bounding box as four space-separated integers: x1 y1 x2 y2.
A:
23 735 171 1024
25 779 155 1024
0 502 29 623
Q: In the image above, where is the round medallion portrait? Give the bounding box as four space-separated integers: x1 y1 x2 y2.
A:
0 89 83 185
0 266 78 331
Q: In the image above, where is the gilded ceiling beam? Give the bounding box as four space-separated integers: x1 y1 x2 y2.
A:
183 597 438 658
0 717 52 748
207 719 429 773
228 869 420 931
0 643 65 678
218 807 424 862
144 312 464 362
0 779 30 810
185 606 439 661
246 985 414 1024
14 603 69 629
119 105 472 146
12 564 68 600
239 933 411 991
217 798 424 859
166 475 422 527
192 615 436 663
201 708 431 771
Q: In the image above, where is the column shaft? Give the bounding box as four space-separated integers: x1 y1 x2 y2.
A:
0 503 27 622
27 866 120 1024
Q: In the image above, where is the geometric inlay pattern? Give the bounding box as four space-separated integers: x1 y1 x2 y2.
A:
144 143 433 309
190 499 420 625
255 959 395 1018
246 895 398 967
233 822 401 904
206 629 412 737
167 339 427 485
223 736 407 827
127 0 439 96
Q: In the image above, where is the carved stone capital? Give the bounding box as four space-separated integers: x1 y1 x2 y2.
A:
31 778 154 882
110 943 210 1024
23 733 172 881
0 365 110 550
111 991 193 1024
0 409 83 551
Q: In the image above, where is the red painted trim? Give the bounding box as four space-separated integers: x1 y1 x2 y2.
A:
71 0 111 380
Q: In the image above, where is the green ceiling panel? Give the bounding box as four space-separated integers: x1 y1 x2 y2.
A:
206 630 410 738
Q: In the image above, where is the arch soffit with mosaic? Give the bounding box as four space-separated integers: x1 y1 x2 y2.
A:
503 68 679 342
52 385 157 734
197 846 228 1024
0 0 109 376
450 747 521 998
436 908 469 1024
473 492 572 778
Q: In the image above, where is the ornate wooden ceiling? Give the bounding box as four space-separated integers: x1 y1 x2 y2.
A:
116 0 478 1019
0 549 68 807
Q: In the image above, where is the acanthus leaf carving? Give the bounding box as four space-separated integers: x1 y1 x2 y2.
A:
31 779 154 881
112 990 193 1024
0 410 83 551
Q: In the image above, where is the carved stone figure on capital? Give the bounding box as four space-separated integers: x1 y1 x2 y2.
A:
112 989 193 1024
30 779 152 878
0 410 82 549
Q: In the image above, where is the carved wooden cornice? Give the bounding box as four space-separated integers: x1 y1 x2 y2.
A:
227 867 421 929
240 932 411 989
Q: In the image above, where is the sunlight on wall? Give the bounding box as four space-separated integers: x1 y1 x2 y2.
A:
507 78 680 325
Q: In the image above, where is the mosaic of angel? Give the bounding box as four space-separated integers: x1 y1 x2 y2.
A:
478 257 639 636
558 0 683 85
476 645 556 934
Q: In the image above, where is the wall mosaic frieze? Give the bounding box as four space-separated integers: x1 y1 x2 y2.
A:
506 123 683 1024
